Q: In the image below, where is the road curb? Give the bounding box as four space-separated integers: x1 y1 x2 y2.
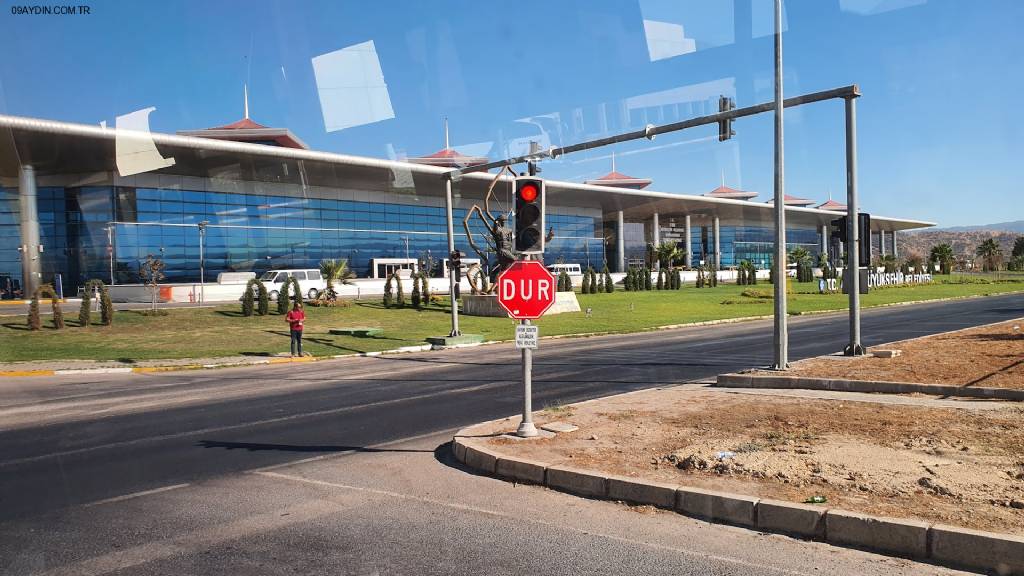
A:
715 373 1024 401
451 423 1024 574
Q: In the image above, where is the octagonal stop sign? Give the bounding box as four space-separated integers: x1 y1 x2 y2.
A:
496 261 556 320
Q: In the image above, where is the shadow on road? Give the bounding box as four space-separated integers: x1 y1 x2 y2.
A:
196 440 433 454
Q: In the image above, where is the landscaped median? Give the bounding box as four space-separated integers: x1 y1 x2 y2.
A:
452 385 1024 575
717 317 1024 400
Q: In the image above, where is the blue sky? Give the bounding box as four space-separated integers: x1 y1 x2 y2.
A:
1 0 1021 227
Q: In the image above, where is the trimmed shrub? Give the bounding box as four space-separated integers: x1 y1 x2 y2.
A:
656 268 664 290
277 276 291 314
99 283 113 325
383 274 394 307
257 281 269 315
289 277 303 307
395 272 405 306
420 273 430 303
674 269 682 289
411 272 422 308
581 268 591 294
242 279 257 316
28 292 41 330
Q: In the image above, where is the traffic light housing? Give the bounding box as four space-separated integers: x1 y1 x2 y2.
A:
514 176 545 254
858 213 871 267
830 216 847 243
450 250 462 281
718 95 735 141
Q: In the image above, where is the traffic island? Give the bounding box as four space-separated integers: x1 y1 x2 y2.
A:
717 317 1024 400
451 385 1024 574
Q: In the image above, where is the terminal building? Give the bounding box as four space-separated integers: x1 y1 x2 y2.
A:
0 112 932 296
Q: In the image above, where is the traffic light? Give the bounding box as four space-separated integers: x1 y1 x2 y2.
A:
858 213 871 267
830 216 847 243
718 95 735 141
450 250 462 281
514 176 545 254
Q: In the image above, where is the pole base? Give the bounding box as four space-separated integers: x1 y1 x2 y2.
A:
448 330 461 338
844 343 866 356
516 421 539 438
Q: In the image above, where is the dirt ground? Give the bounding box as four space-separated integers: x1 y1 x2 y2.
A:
478 387 1024 535
755 318 1024 388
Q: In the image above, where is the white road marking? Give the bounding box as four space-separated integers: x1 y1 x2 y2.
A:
81 483 190 508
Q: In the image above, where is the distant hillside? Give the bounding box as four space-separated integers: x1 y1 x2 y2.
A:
900 229 1020 260
937 220 1024 233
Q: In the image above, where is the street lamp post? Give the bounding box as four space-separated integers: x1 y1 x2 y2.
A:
103 225 115 285
198 221 208 305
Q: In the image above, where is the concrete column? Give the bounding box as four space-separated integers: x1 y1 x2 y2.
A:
684 214 692 268
879 229 886 257
892 231 898 258
712 216 721 269
651 212 660 270
18 165 41 297
616 210 625 272
820 224 828 258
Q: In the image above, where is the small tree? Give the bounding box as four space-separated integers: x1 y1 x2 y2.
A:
79 283 93 327
277 275 292 314
28 284 63 330
99 283 114 325
643 267 652 291
581 268 591 294
383 273 394 307
320 258 356 301
420 272 430 303
591 269 599 294
256 281 269 315
394 271 405 306
656 268 665 290
696 266 705 288
27 291 41 331
289 276 303 307
411 272 422 308
242 278 258 316
603 265 613 293
139 255 166 312
674 268 682 289
930 243 954 275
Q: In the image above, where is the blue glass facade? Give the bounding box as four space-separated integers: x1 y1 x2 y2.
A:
0 186 604 292
689 225 820 268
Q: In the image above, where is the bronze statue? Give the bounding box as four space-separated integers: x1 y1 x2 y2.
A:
462 167 556 292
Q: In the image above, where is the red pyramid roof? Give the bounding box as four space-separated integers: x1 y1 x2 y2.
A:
584 170 652 189
408 147 488 167
816 199 847 211
209 118 268 130
766 194 815 206
705 185 757 200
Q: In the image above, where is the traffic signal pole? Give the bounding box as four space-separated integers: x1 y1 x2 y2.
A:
771 0 788 370
844 94 865 356
444 176 460 337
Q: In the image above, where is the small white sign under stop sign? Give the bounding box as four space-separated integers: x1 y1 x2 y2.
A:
515 324 539 349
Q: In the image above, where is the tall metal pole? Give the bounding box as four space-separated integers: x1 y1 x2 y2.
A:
517 315 538 438
18 164 41 298
198 221 207 304
444 176 460 337
772 0 788 370
844 95 864 356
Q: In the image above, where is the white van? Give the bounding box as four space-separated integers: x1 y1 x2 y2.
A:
547 263 582 276
259 269 327 301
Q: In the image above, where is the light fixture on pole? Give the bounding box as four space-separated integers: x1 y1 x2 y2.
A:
198 220 208 304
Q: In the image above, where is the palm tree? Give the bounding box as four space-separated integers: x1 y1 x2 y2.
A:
654 241 681 269
976 239 1002 272
320 258 357 300
930 243 954 275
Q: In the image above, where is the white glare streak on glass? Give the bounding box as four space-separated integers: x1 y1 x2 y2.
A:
114 107 175 177
839 0 926 16
643 20 696 61
312 40 395 132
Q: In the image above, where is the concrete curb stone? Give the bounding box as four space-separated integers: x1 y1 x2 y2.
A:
716 372 1024 401
826 509 930 559
546 466 607 498
676 486 758 527
756 499 827 539
451 416 1024 575
495 457 548 485
929 523 1024 574
606 475 678 509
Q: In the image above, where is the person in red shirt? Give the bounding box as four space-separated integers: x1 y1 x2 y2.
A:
285 302 306 357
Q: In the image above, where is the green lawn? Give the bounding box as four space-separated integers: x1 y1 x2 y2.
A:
2 277 1022 363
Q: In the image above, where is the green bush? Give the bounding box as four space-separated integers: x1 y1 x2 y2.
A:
411 272 422 308
383 274 394 307
277 277 291 314
257 281 269 315
27 292 41 331
395 272 405 306
581 268 591 294
242 279 257 316
603 265 613 293
643 267 652 291
99 283 114 325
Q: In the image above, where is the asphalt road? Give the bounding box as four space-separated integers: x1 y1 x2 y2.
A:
1 292 1021 575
